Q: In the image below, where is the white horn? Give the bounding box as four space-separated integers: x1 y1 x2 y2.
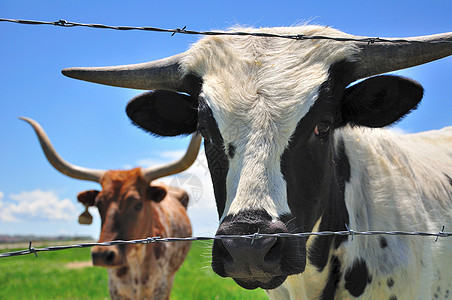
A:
353 32 452 80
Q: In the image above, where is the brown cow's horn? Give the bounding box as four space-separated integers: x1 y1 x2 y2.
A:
354 32 452 80
62 53 187 92
20 117 105 182
142 133 202 182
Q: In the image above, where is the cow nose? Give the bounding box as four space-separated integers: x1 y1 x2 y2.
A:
212 211 291 279
220 235 282 277
212 211 306 289
91 246 119 266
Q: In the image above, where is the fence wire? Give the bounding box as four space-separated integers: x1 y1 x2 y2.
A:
0 18 451 44
0 228 449 258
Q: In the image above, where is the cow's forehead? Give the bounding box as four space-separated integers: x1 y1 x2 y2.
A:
100 168 144 199
183 25 357 141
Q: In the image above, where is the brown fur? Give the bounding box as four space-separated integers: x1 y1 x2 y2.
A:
82 169 192 300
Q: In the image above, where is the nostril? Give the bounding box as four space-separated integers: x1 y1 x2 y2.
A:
91 250 117 266
221 236 279 265
105 251 116 264
264 238 283 266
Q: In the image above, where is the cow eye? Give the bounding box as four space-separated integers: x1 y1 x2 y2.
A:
134 202 143 211
314 121 330 137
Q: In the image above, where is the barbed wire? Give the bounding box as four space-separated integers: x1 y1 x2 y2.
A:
0 18 451 44
0 17 450 260
0 228 449 258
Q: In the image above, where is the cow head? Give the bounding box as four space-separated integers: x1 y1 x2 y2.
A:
76 169 169 266
21 117 200 267
60 26 452 289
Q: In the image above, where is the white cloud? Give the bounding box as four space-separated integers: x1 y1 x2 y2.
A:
136 150 187 169
160 150 186 160
0 190 78 223
136 158 165 168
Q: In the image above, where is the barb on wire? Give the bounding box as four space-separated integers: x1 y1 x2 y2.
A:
435 226 446 242
0 229 450 259
0 18 451 44
345 223 354 241
28 241 37 258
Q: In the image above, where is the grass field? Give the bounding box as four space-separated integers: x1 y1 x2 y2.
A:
0 241 268 299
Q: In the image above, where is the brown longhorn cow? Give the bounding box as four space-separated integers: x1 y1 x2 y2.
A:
21 117 201 300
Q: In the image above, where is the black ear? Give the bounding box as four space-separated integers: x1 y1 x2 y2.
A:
146 186 167 202
77 190 99 207
126 90 198 136
341 75 423 127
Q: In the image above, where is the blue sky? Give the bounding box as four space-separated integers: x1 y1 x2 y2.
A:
0 1 451 239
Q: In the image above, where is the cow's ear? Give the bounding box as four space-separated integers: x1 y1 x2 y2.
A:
77 190 99 206
77 190 98 225
146 186 167 202
341 75 423 127
126 90 198 136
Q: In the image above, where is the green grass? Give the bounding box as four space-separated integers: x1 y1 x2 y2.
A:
0 246 109 299
172 241 267 300
0 241 268 299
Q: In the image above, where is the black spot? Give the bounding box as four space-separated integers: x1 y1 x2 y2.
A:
227 143 236 158
335 138 351 183
387 277 394 288
389 296 397 300
434 293 438 298
344 259 371 297
153 243 166 259
380 237 388 248
199 98 229 217
282 61 350 273
116 266 129 278
320 256 342 300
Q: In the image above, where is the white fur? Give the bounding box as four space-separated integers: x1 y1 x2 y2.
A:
272 126 452 299
182 26 358 221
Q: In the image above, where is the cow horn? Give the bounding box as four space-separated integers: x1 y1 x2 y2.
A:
20 117 105 182
354 32 452 80
61 53 192 92
142 133 202 182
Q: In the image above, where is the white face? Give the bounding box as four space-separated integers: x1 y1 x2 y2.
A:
183 25 357 220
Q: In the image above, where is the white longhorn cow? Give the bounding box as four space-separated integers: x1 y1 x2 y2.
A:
61 26 452 299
